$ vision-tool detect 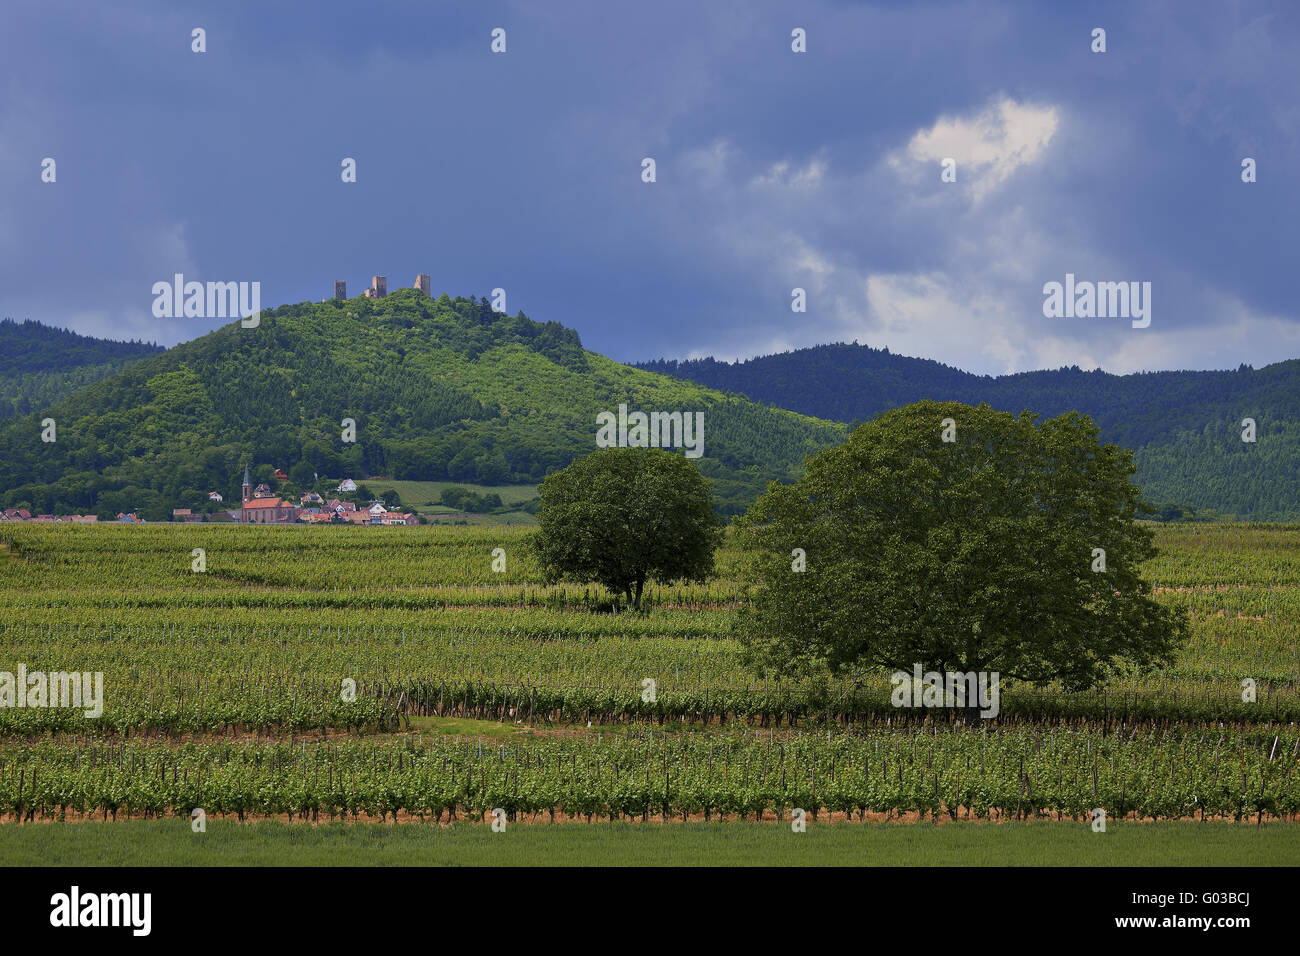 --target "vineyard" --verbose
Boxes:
[1,522,1299,855]
[3,727,1298,825]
